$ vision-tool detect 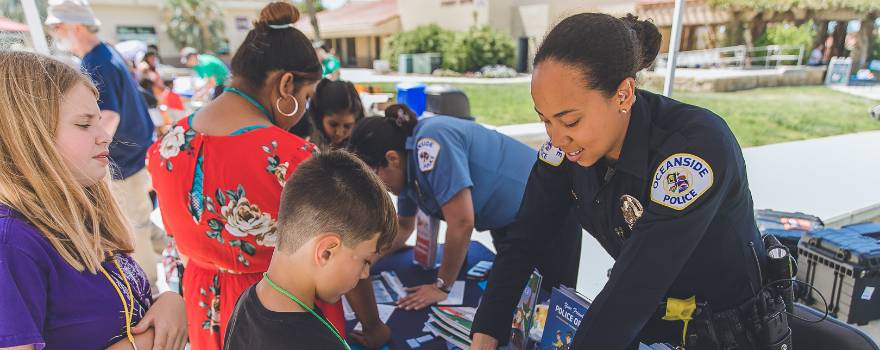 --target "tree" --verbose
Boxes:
[0,0,47,23]
[162,0,227,53]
